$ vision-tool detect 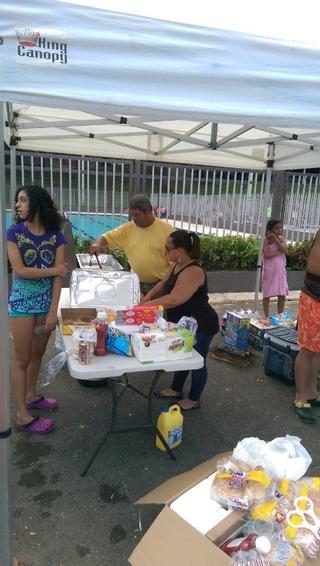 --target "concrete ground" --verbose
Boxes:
[10,291,320,566]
